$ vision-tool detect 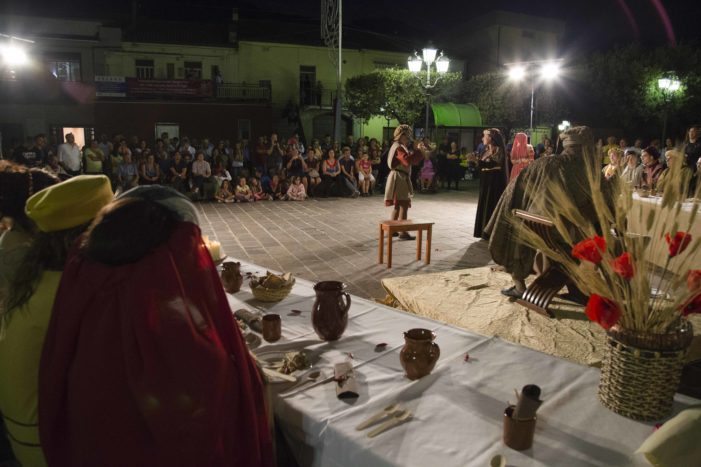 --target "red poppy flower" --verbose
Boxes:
[585,294,621,330]
[572,236,606,264]
[612,252,634,280]
[664,232,692,257]
[682,294,701,317]
[688,270,701,292]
